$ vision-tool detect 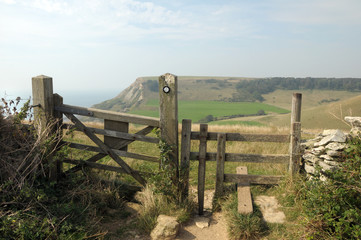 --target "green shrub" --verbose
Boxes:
[301,137,361,239]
